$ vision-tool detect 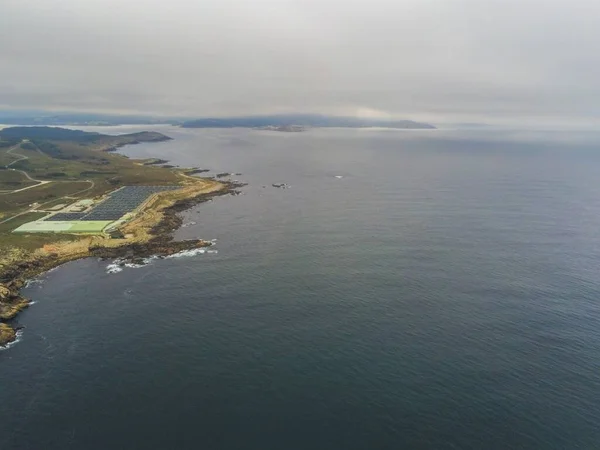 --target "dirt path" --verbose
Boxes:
[1,143,52,194]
